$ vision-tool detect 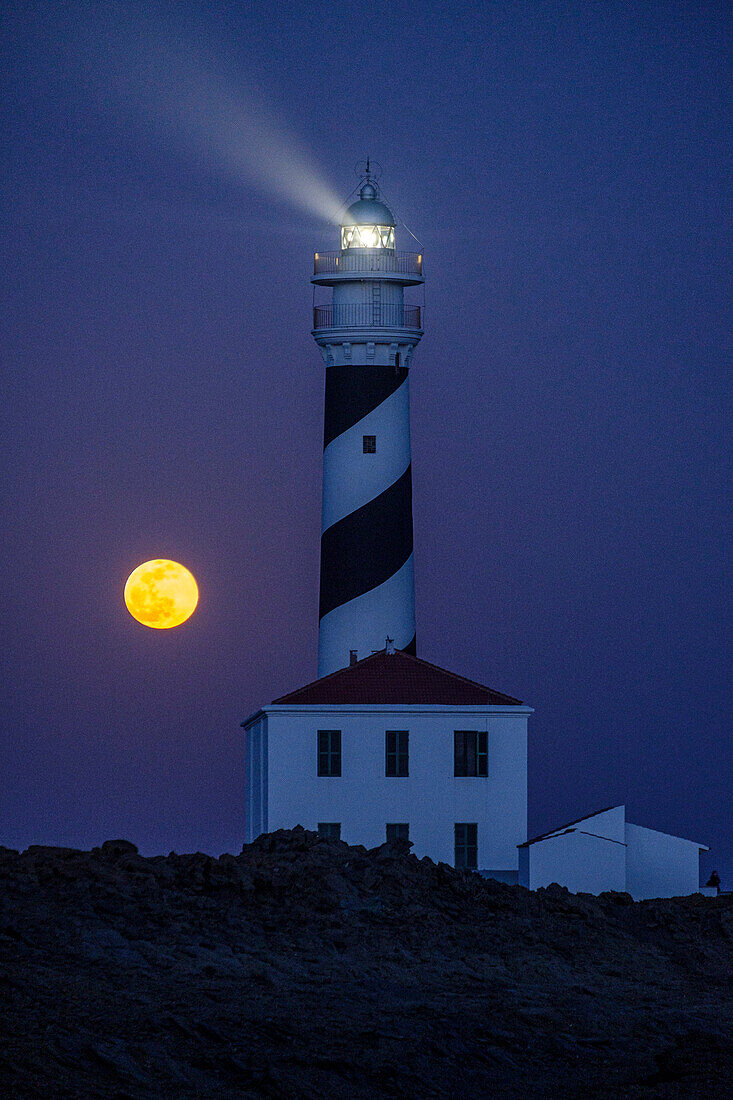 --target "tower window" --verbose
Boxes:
[318,822,341,840]
[317,730,341,776]
[363,435,376,454]
[386,823,409,843]
[454,731,488,777]
[455,823,478,869]
[386,730,409,777]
